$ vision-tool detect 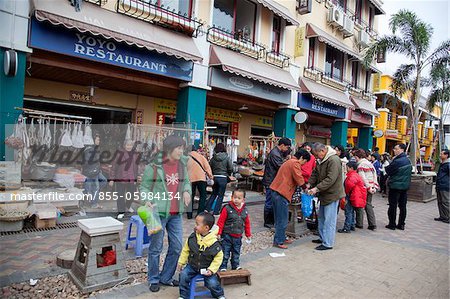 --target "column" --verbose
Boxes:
[0,49,27,161]
[331,120,349,147]
[274,107,298,139]
[418,122,424,139]
[375,108,389,153]
[175,86,207,147]
[358,127,374,150]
